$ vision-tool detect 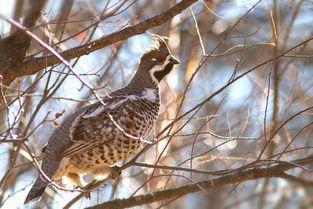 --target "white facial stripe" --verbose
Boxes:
[149,66,162,85]
[149,55,171,85]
